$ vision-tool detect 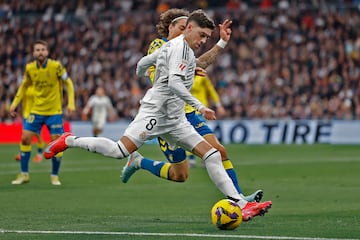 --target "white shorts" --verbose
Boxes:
[123,111,204,151]
[92,113,106,129]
